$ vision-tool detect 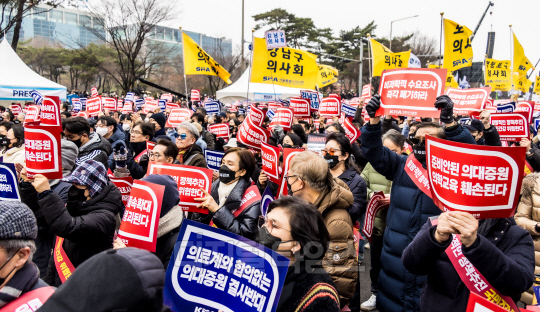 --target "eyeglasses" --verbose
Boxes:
[264,218,291,234]
[148,152,164,159]
[176,133,187,140]
[409,137,423,145]
[131,130,143,135]
[321,148,341,156]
